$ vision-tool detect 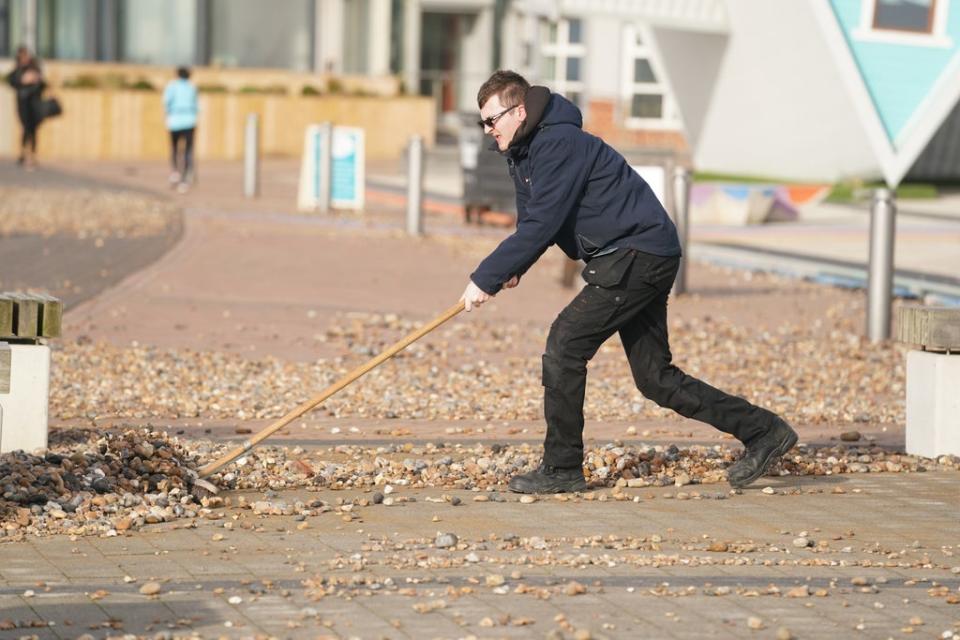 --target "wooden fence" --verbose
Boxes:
[1,88,434,161]
[0,61,433,161]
